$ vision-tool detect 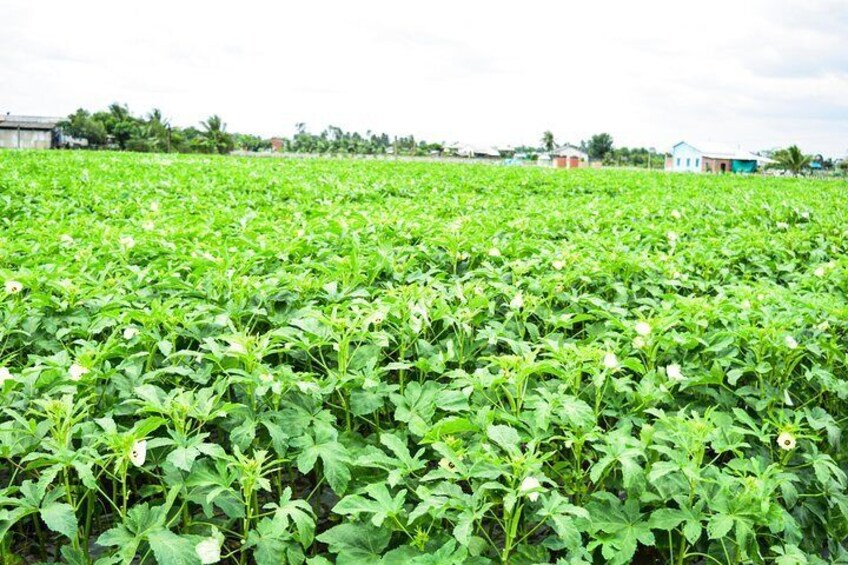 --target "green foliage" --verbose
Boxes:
[199,115,235,155]
[584,132,614,160]
[541,131,556,152]
[773,145,813,175]
[1,153,848,563]
[59,104,243,155]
